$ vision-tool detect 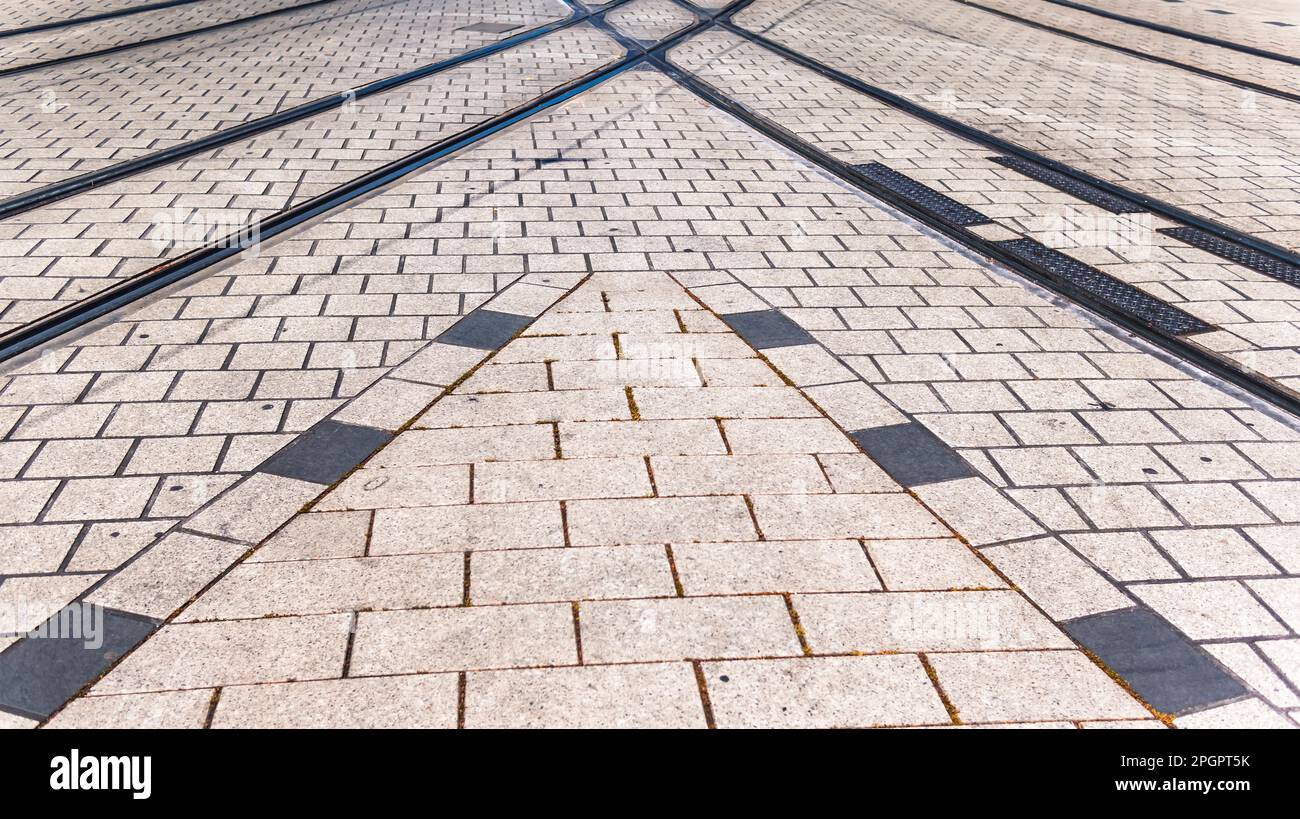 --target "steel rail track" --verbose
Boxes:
[1041,0,1300,68]
[0,2,612,219]
[0,0,748,363]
